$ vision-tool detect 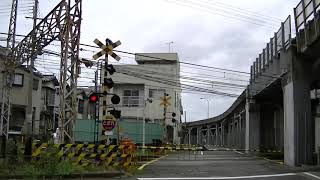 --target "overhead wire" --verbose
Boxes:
[35,45,270,91]
[36,62,245,93]
[115,66,247,88]
[197,0,283,22]
[173,0,280,26]
[31,46,262,95]
[164,0,278,29]
[116,69,240,97]
[35,57,247,90]
[77,75,240,97]
[116,68,246,93]
[34,56,260,95]
[78,43,256,76]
